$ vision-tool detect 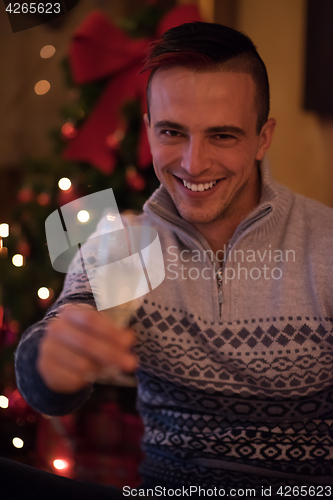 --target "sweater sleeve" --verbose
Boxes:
[14,250,96,416]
